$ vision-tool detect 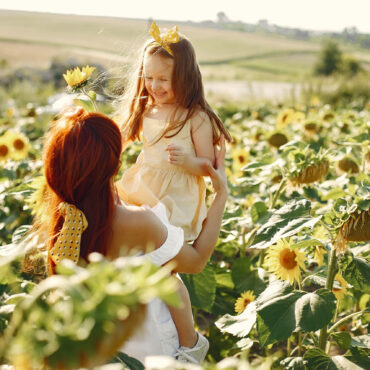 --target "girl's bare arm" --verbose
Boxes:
[167,136,228,273]
[165,112,216,176]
